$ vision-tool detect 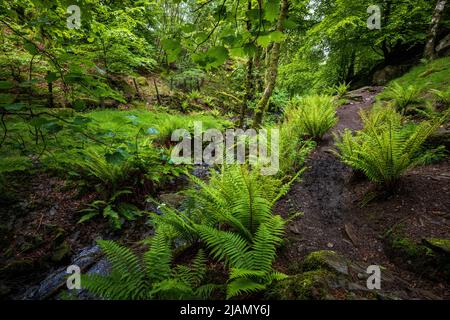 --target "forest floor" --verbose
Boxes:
[275,86,450,299]
[1,86,449,300]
